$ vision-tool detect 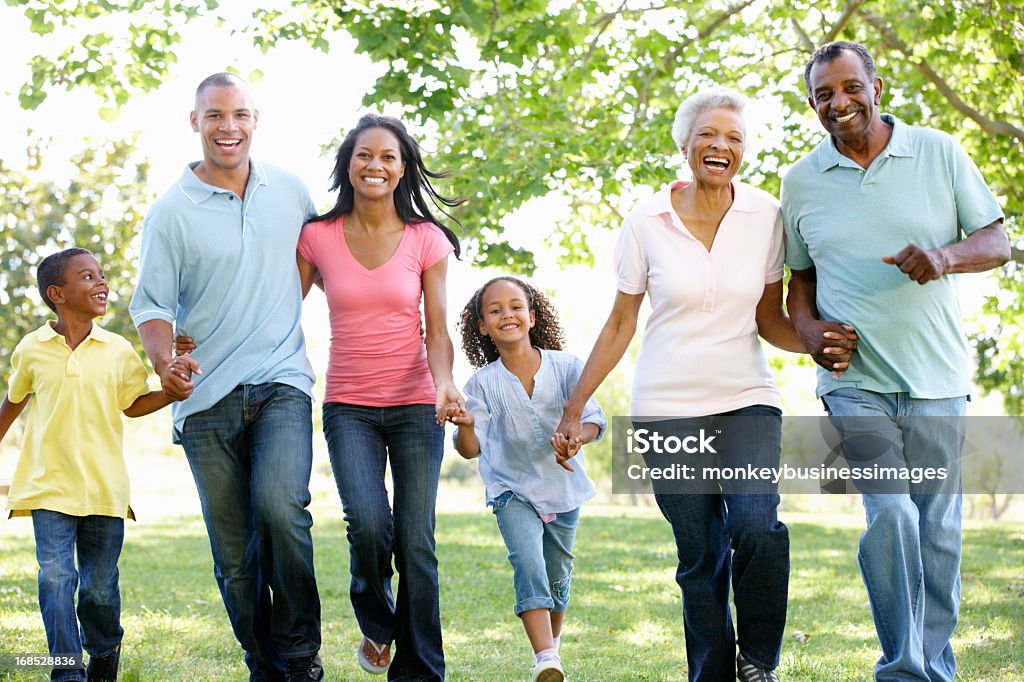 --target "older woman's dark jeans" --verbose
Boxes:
[639,404,789,681]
